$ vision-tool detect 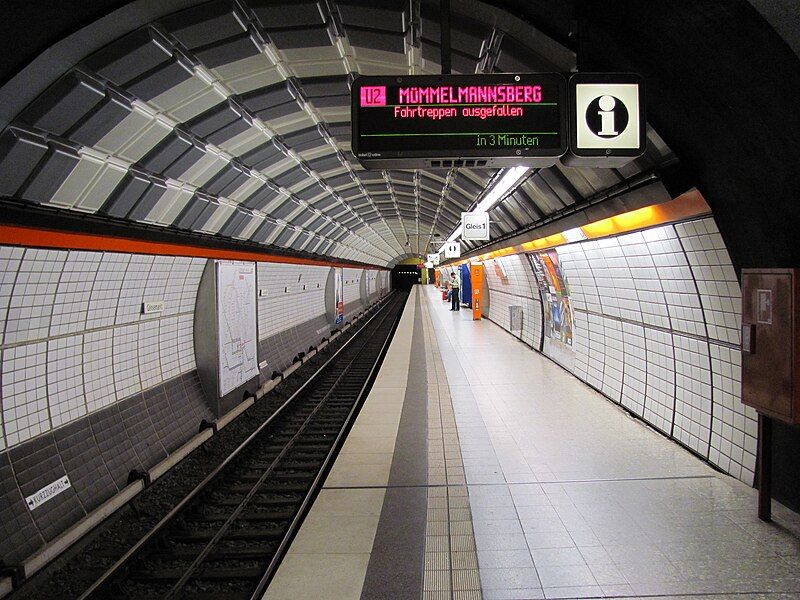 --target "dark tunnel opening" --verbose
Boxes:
[391,264,422,291]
